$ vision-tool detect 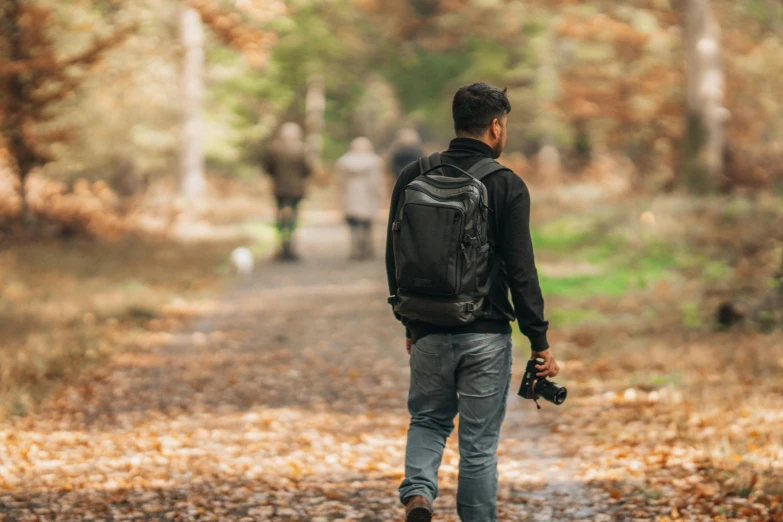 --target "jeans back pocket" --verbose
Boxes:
[410,345,446,395]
